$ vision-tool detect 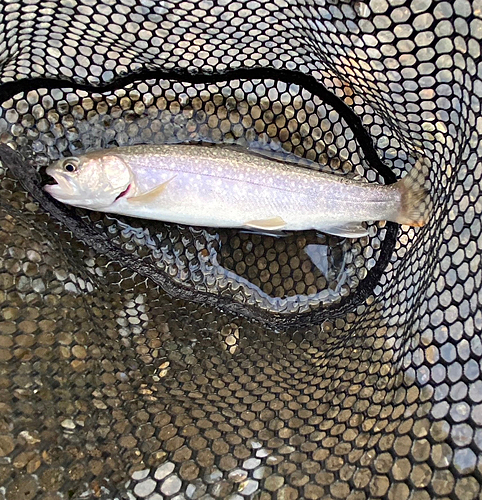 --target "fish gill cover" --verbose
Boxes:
[0,0,479,499]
